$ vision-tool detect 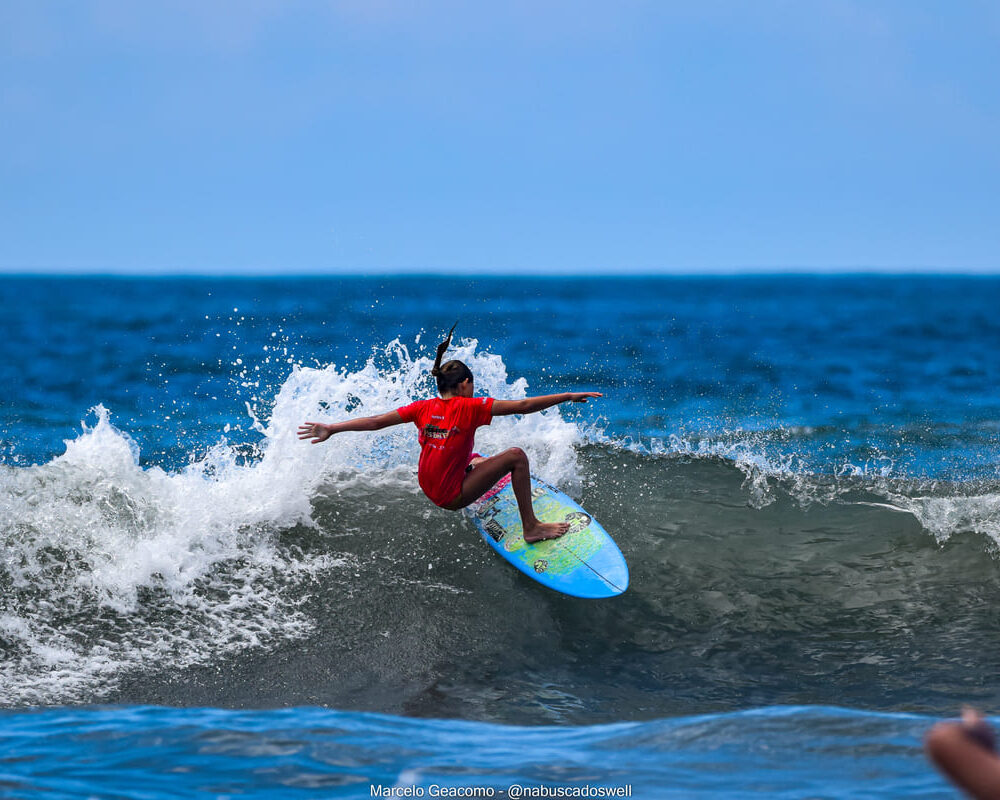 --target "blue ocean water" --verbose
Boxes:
[3,274,1000,797]
[0,705,948,798]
